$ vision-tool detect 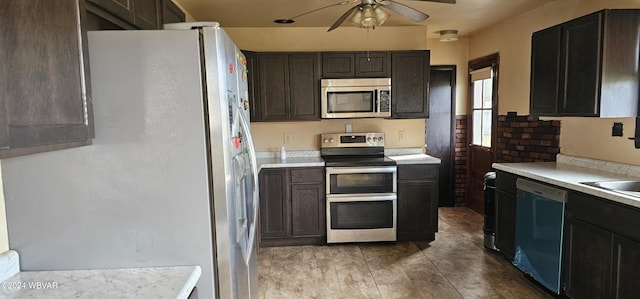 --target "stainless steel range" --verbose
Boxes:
[321,132,397,243]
